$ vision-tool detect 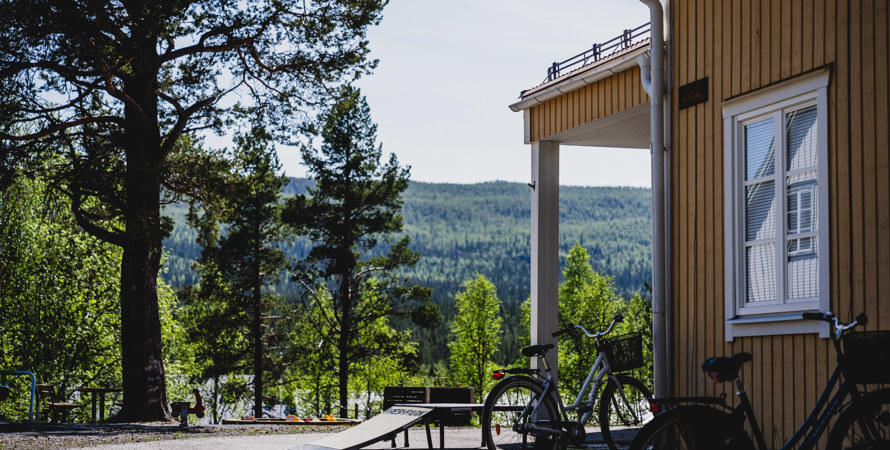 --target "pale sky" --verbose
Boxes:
[278,0,653,187]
